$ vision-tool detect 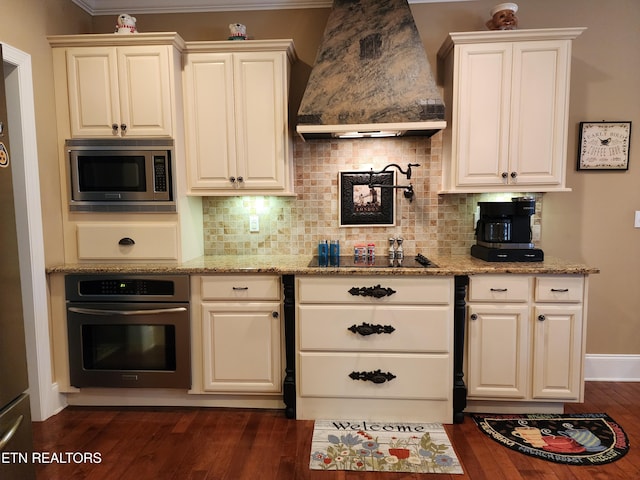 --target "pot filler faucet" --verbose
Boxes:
[367,163,420,202]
